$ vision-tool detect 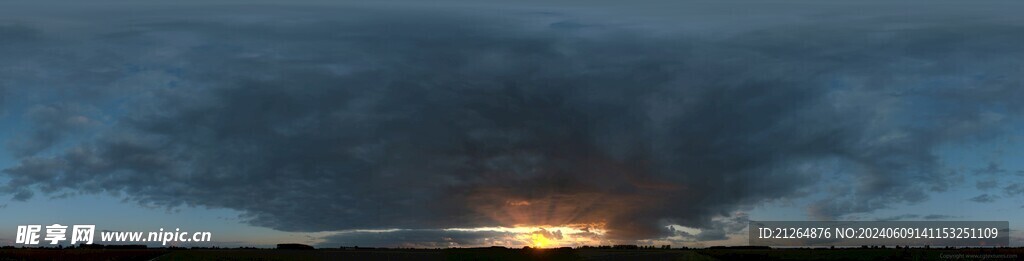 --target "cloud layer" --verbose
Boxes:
[2,4,1024,245]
